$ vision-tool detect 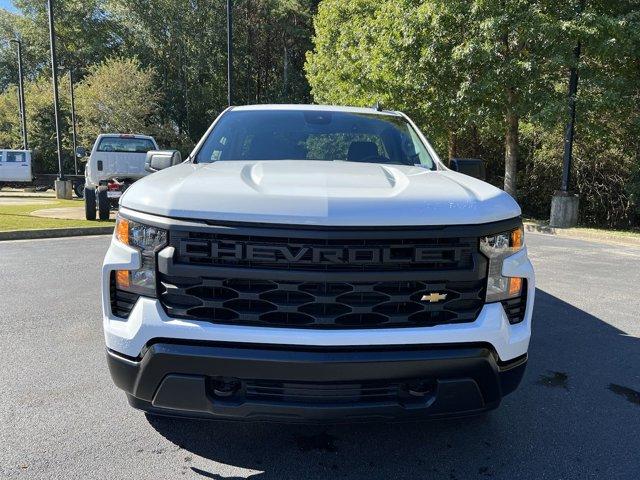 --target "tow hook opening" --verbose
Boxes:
[210,376,241,398]
[405,379,438,397]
